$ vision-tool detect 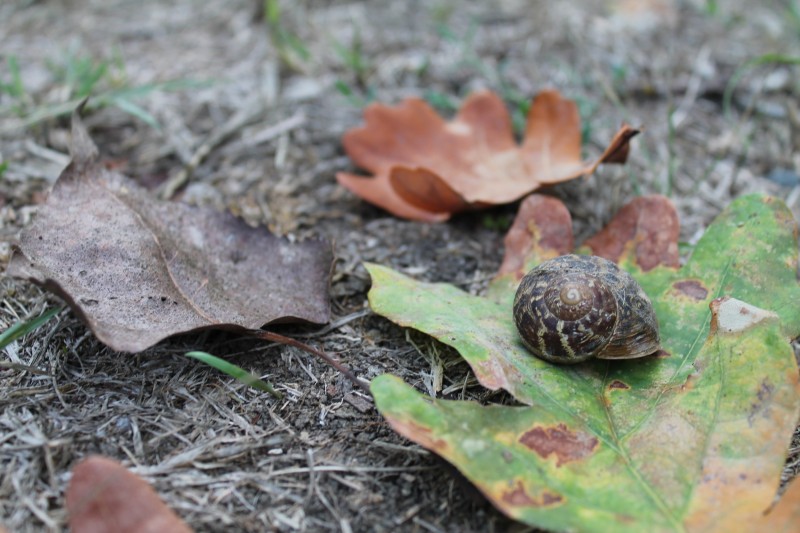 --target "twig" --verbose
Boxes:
[157,103,267,200]
[244,111,305,147]
[671,46,711,129]
[294,309,371,338]
[249,330,371,395]
[24,140,70,168]
[0,361,51,376]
